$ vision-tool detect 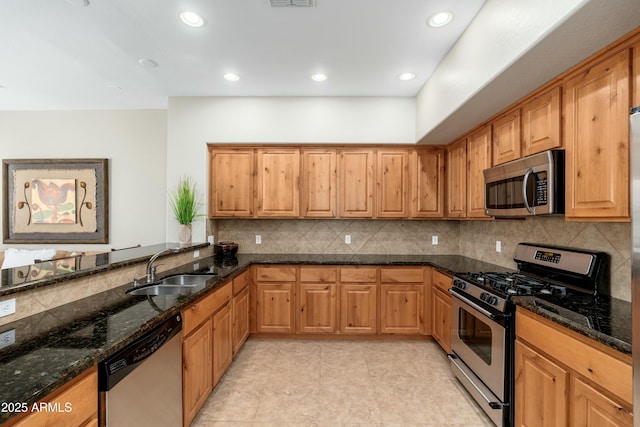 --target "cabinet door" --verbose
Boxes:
[209,148,254,217]
[376,149,409,218]
[380,284,424,334]
[564,50,630,220]
[256,283,296,333]
[466,125,492,218]
[411,149,445,218]
[213,303,233,386]
[340,284,377,334]
[515,339,569,427]
[298,283,338,333]
[183,318,213,427]
[446,139,467,218]
[232,286,250,354]
[570,376,632,427]
[256,148,300,217]
[492,109,522,165]
[301,149,337,217]
[522,86,562,156]
[338,149,375,217]
[431,286,451,353]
